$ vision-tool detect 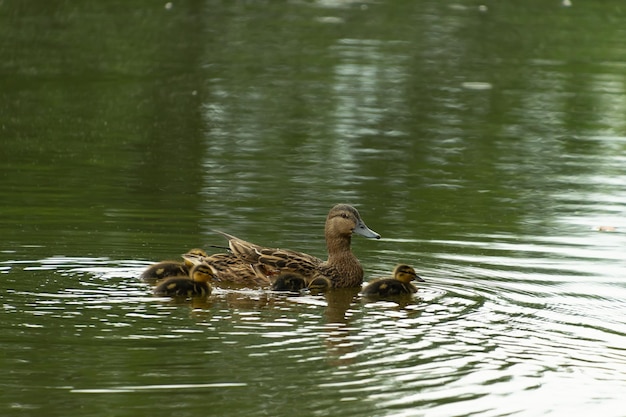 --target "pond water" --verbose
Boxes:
[2,1,626,416]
